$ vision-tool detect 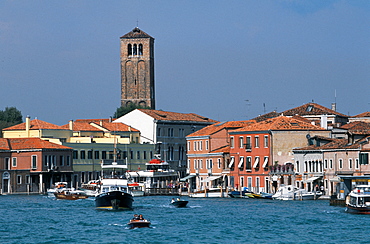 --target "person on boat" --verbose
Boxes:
[132,214,139,220]
[138,214,144,220]
[171,198,176,203]
[176,198,181,201]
